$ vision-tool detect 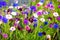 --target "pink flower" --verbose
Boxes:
[36,3,41,7]
[57,0,60,2]
[49,23,53,28]
[37,11,42,16]
[44,5,48,8]
[32,0,36,2]
[10,26,16,31]
[25,25,30,31]
[2,33,8,38]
